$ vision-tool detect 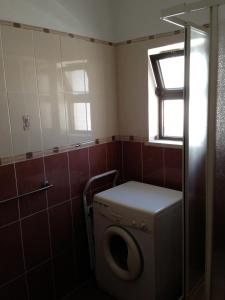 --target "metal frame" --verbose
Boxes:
[161,1,224,299]
[150,50,184,141]
[205,6,219,300]
[83,169,120,270]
